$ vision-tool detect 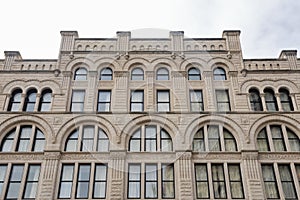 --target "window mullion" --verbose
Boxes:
[29,125,36,151]
[94,126,98,152]
[19,163,28,199]
[290,163,300,198]
[273,163,285,199]
[157,125,161,151]
[89,163,95,198]
[204,125,209,152]
[78,126,83,152]
[71,163,79,199]
[207,163,214,198]
[141,126,145,152]
[224,163,232,199]
[281,125,291,151]
[219,125,225,151]
[13,126,21,151]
